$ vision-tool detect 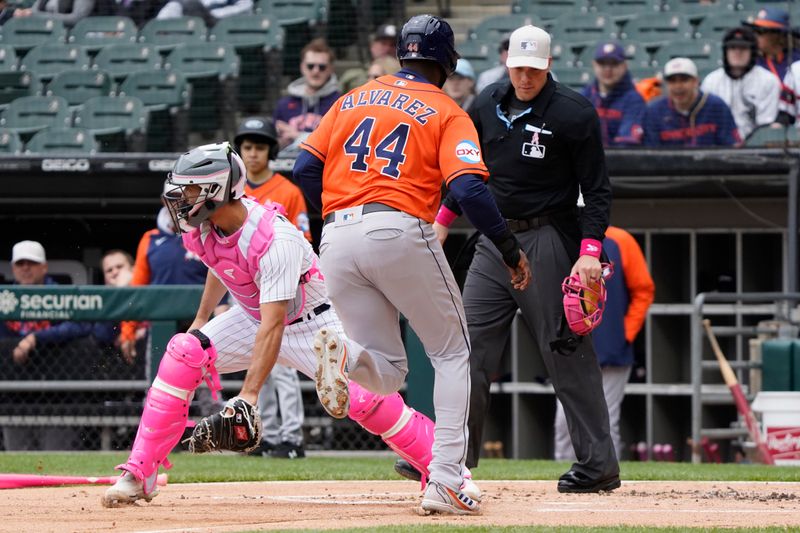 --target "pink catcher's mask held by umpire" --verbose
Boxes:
[561,263,614,336]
